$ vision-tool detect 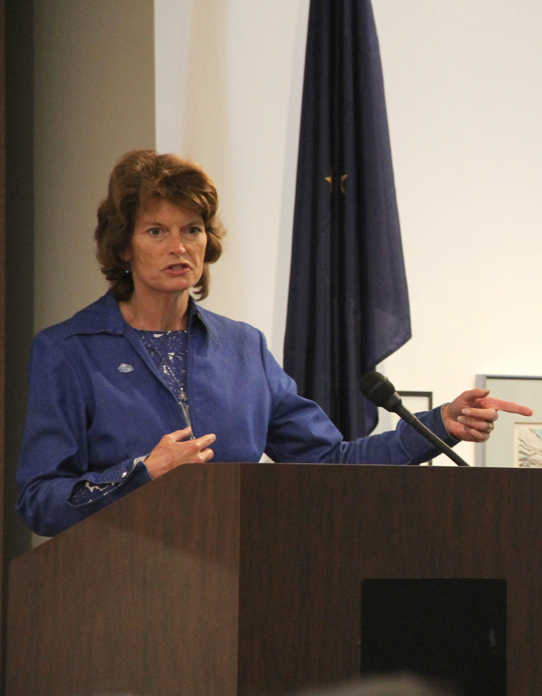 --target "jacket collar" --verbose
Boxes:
[65,290,214,339]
